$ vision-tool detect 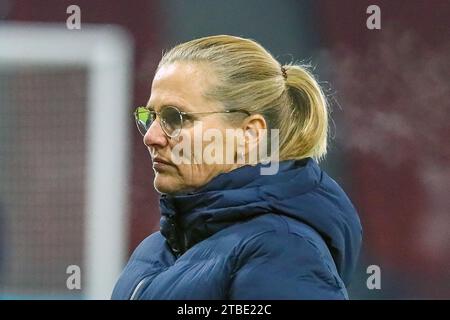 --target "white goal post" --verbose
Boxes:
[0,22,133,299]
